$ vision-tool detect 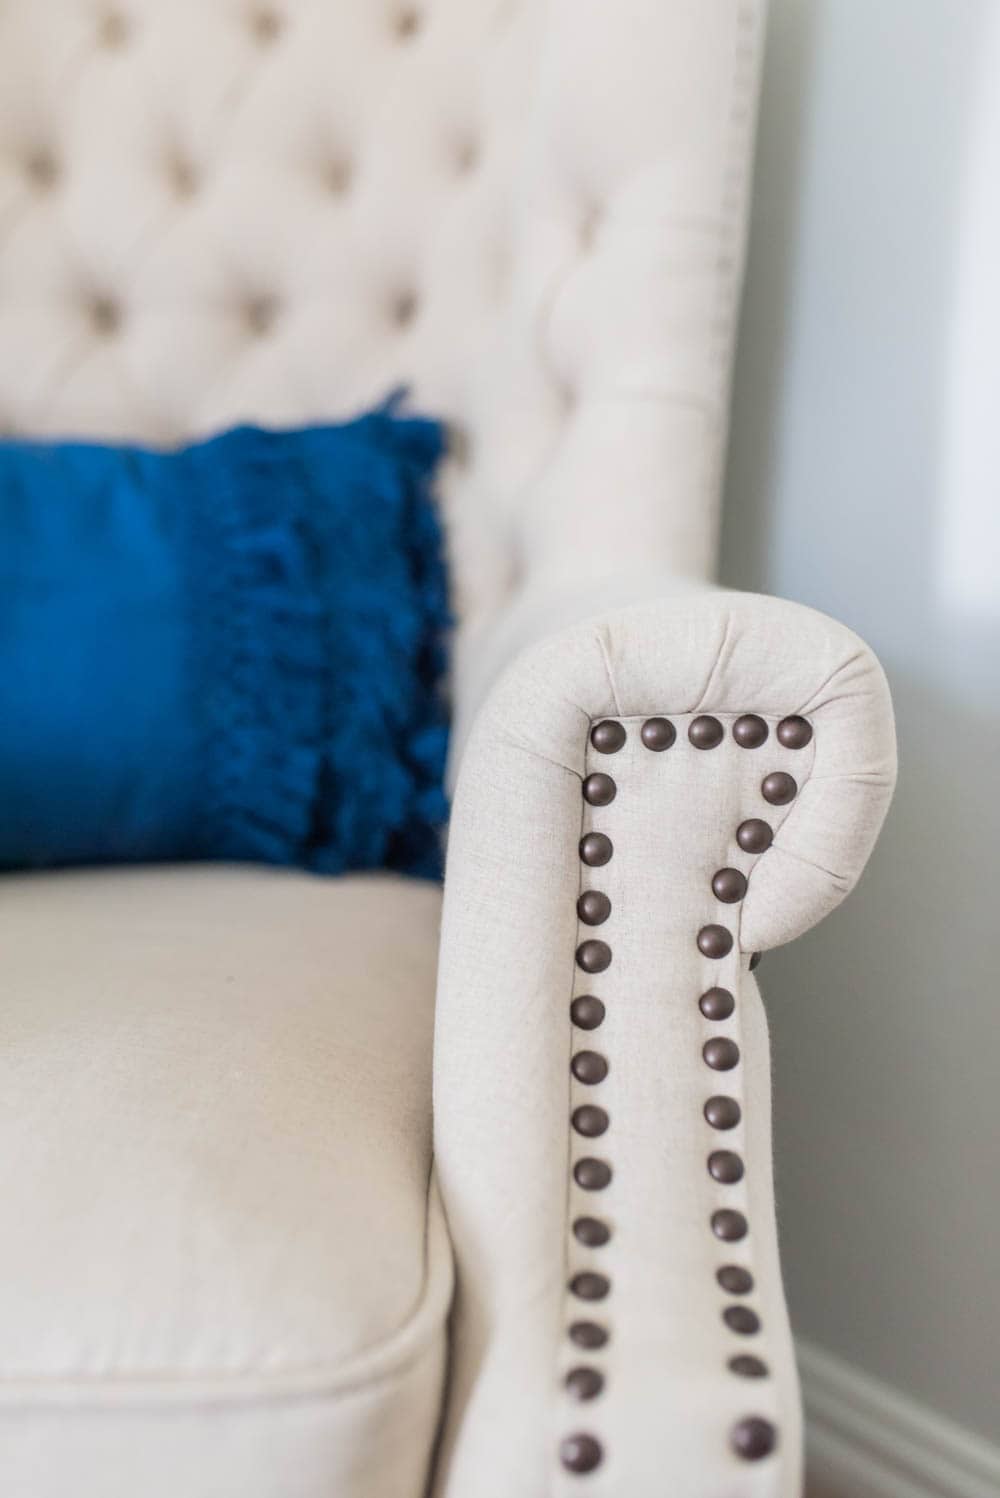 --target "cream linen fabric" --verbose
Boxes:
[434,590,897,1497]
[0,867,451,1498]
[0,0,765,651]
